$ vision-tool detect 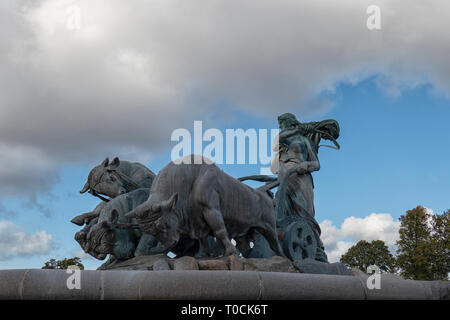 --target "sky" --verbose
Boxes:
[0,0,449,269]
